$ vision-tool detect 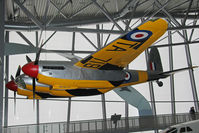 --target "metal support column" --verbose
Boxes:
[0,0,5,132]
[143,15,157,132]
[96,25,101,49]
[168,29,176,115]
[125,101,129,130]
[100,24,103,48]
[67,98,71,132]
[182,28,199,112]
[97,24,107,130]
[145,49,157,133]
[101,94,107,131]
[35,31,40,124]
[36,100,40,133]
[35,31,40,133]
[145,49,156,115]
[35,31,39,47]
[66,31,75,132]
[4,31,9,127]
[72,32,75,55]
